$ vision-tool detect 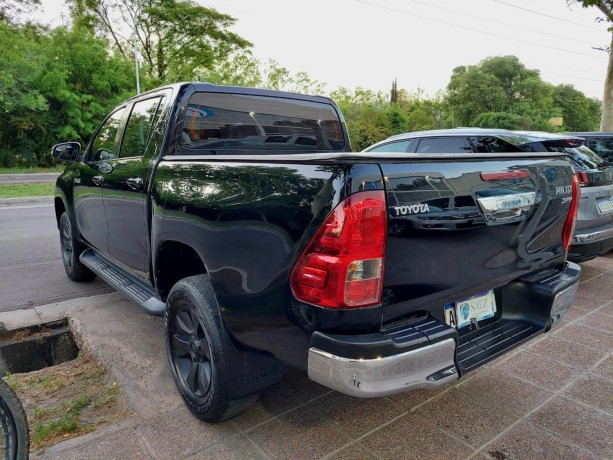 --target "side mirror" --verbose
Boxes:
[51,142,81,162]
